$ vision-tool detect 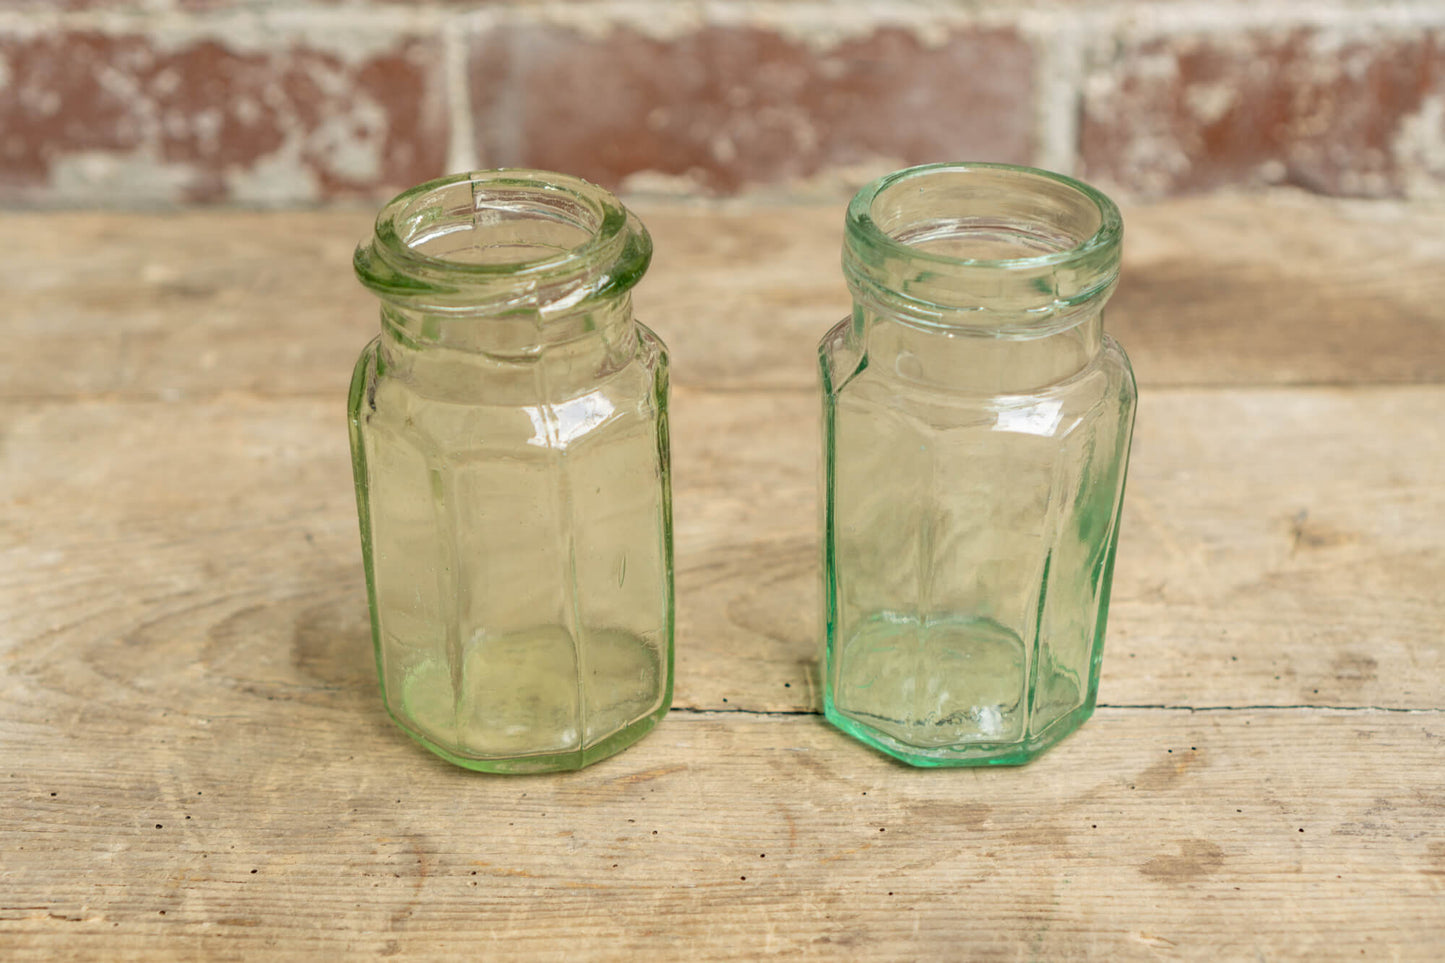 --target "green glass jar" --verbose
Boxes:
[820,163,1136,766]
[349,170,673,773]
